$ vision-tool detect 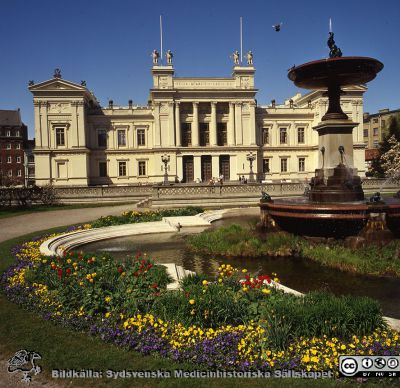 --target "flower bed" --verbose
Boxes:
[1,210,400,377]
[90,206,204,228]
